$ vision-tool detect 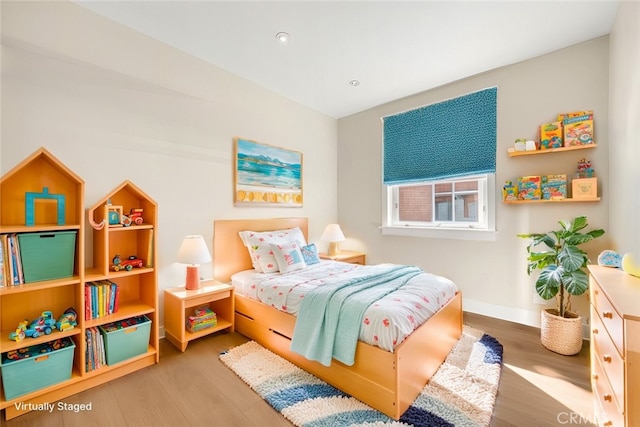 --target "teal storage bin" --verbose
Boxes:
[1,338,75,400]
[18,231,77,283]
[99,315,151,365]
